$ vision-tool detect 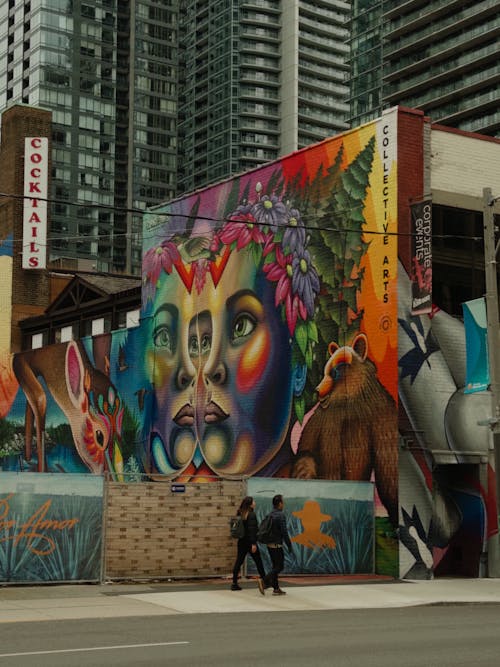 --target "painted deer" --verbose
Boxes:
[12,339,124,477]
